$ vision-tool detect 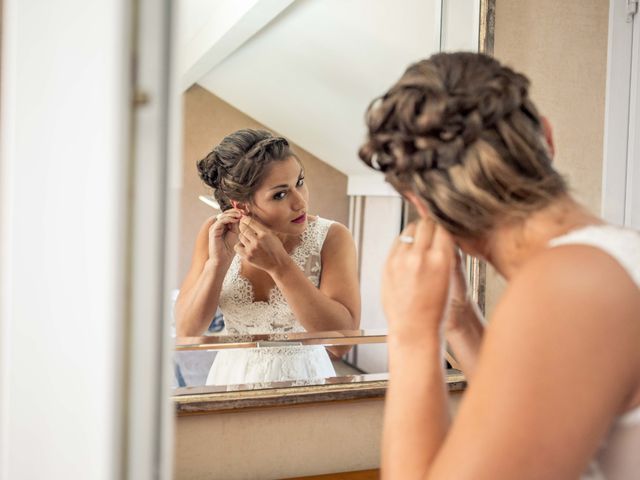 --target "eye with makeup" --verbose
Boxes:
[272,175,305,201]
